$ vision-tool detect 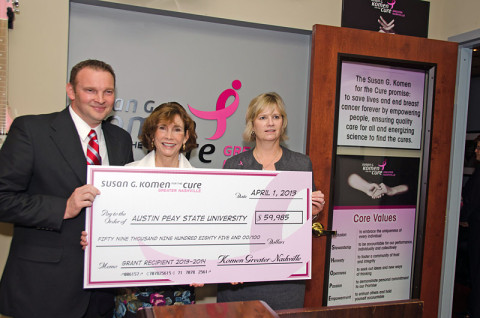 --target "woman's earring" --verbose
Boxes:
[151,140,155,150]
[251,131,256,137]
[183,143,186,151]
